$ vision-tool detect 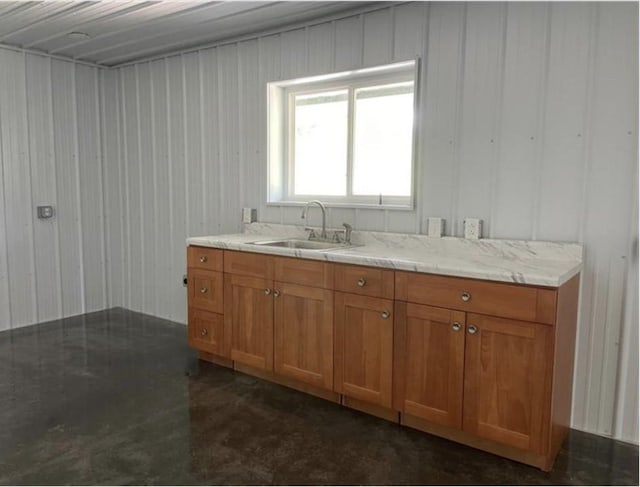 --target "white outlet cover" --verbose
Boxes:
[463,218,482,239]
